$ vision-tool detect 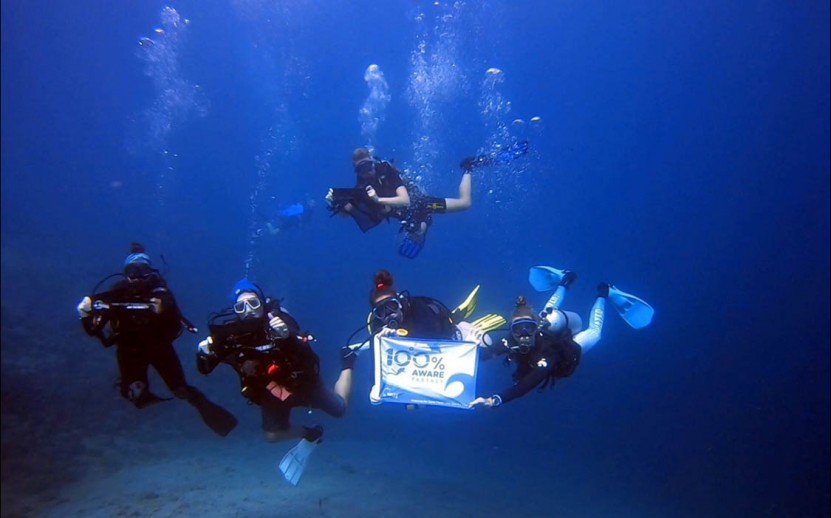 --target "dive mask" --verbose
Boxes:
[372,297,402,328]
[125,263,153,282]
[510,318,538,339]
[354,158,376,182]
[509,318,538,353]
[234,297,262,315]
